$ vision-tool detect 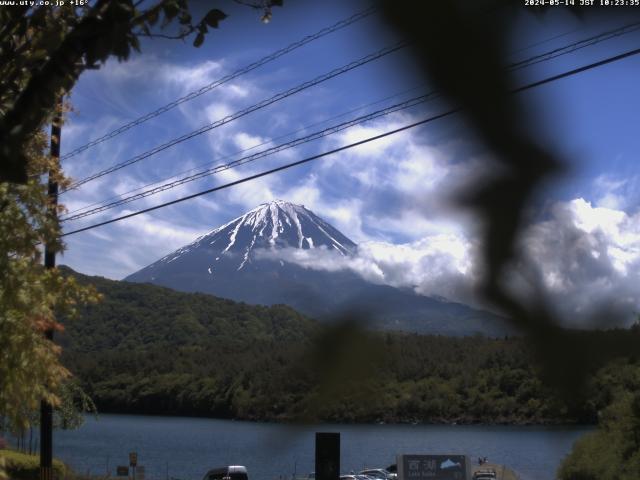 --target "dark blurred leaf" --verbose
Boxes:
[145,7,160,26]
[161,1,180,27]
[193,31,205,47]
[163,1,180,20]
[129,34,140,53]
[178,11,192,25]
[203,9,226,28]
